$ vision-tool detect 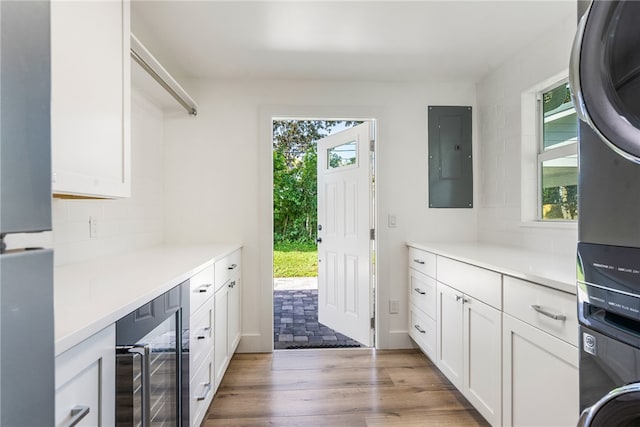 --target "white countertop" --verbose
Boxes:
[54,243,241,356]
[407,242,576,294]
